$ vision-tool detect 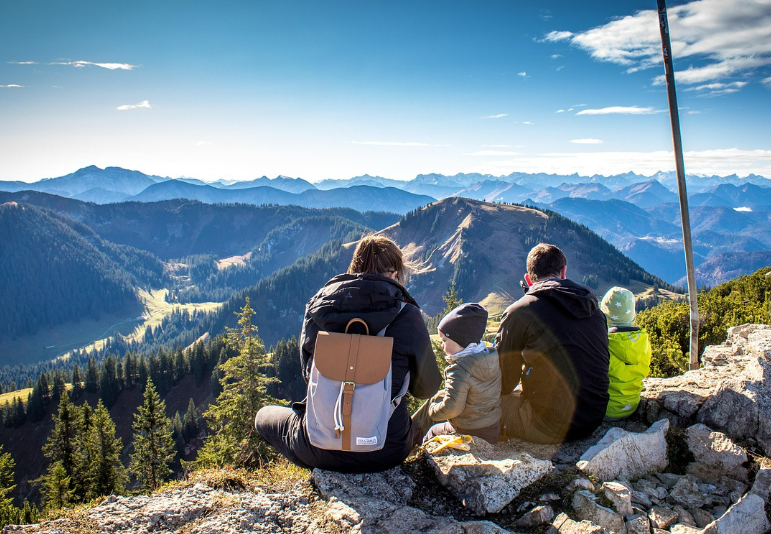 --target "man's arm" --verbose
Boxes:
[496,304,528,394]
